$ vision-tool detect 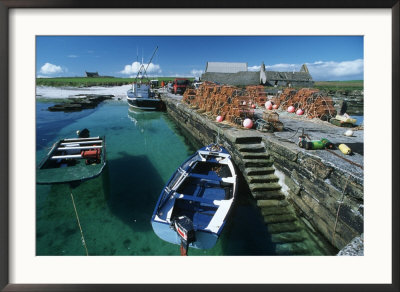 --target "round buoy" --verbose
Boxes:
[243,118,253,129]
[216,116,223,122]
[345,129,354,137]
[288,106,295,113]
[296,109,304,115]
[265,101,273,110]
[272,104,278,109]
